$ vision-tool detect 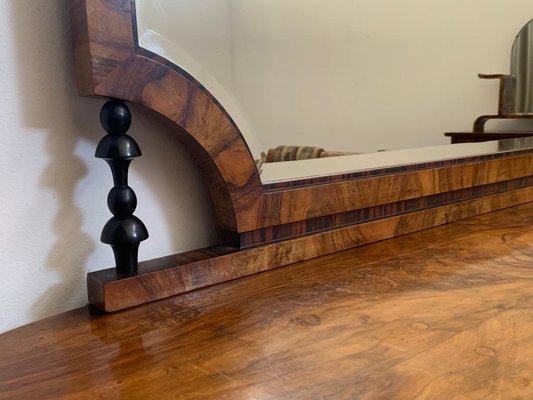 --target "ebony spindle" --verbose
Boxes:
[96,100,148,275]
